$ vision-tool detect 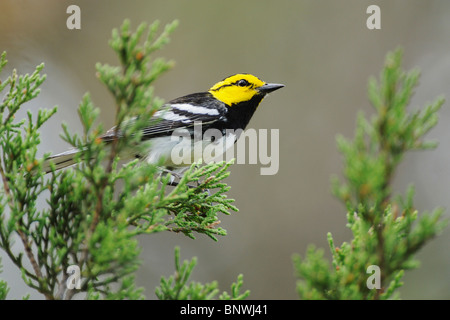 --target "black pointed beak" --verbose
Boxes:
[257,83,285,94]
